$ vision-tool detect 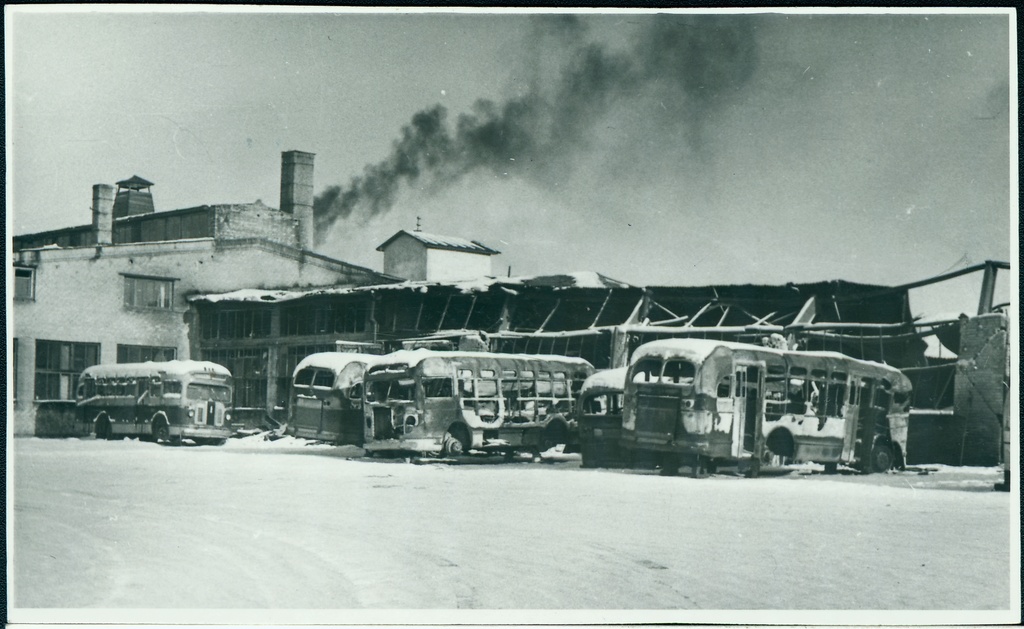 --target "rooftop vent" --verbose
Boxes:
[112,175,155,219]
